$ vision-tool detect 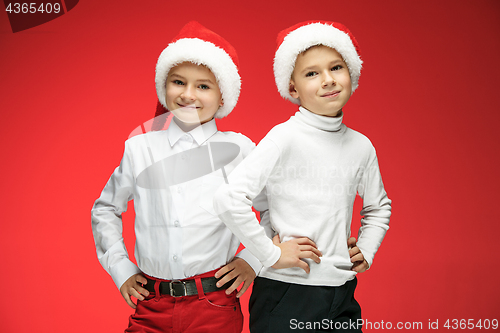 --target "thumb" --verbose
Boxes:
[272,234,281,245]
